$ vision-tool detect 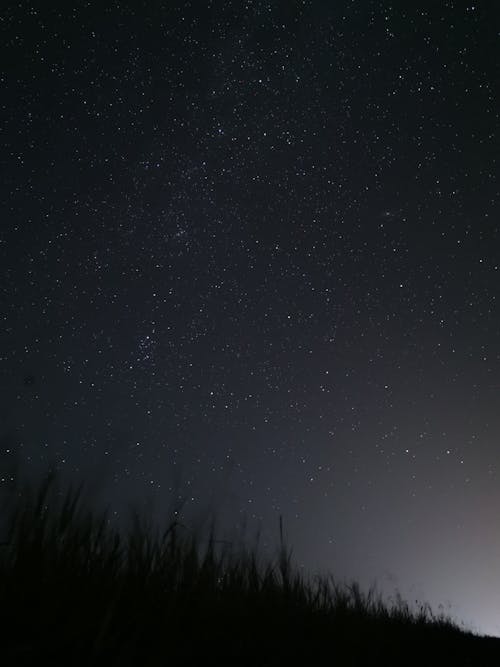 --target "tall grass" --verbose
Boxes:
[0,472,496,666]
